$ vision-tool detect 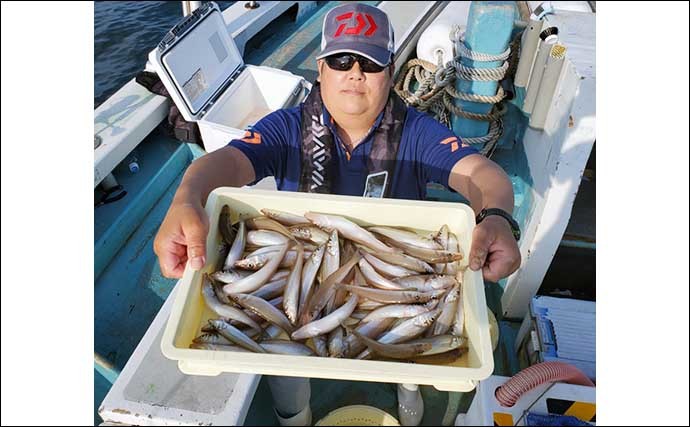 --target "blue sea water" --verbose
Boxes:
[94,1,234,108]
